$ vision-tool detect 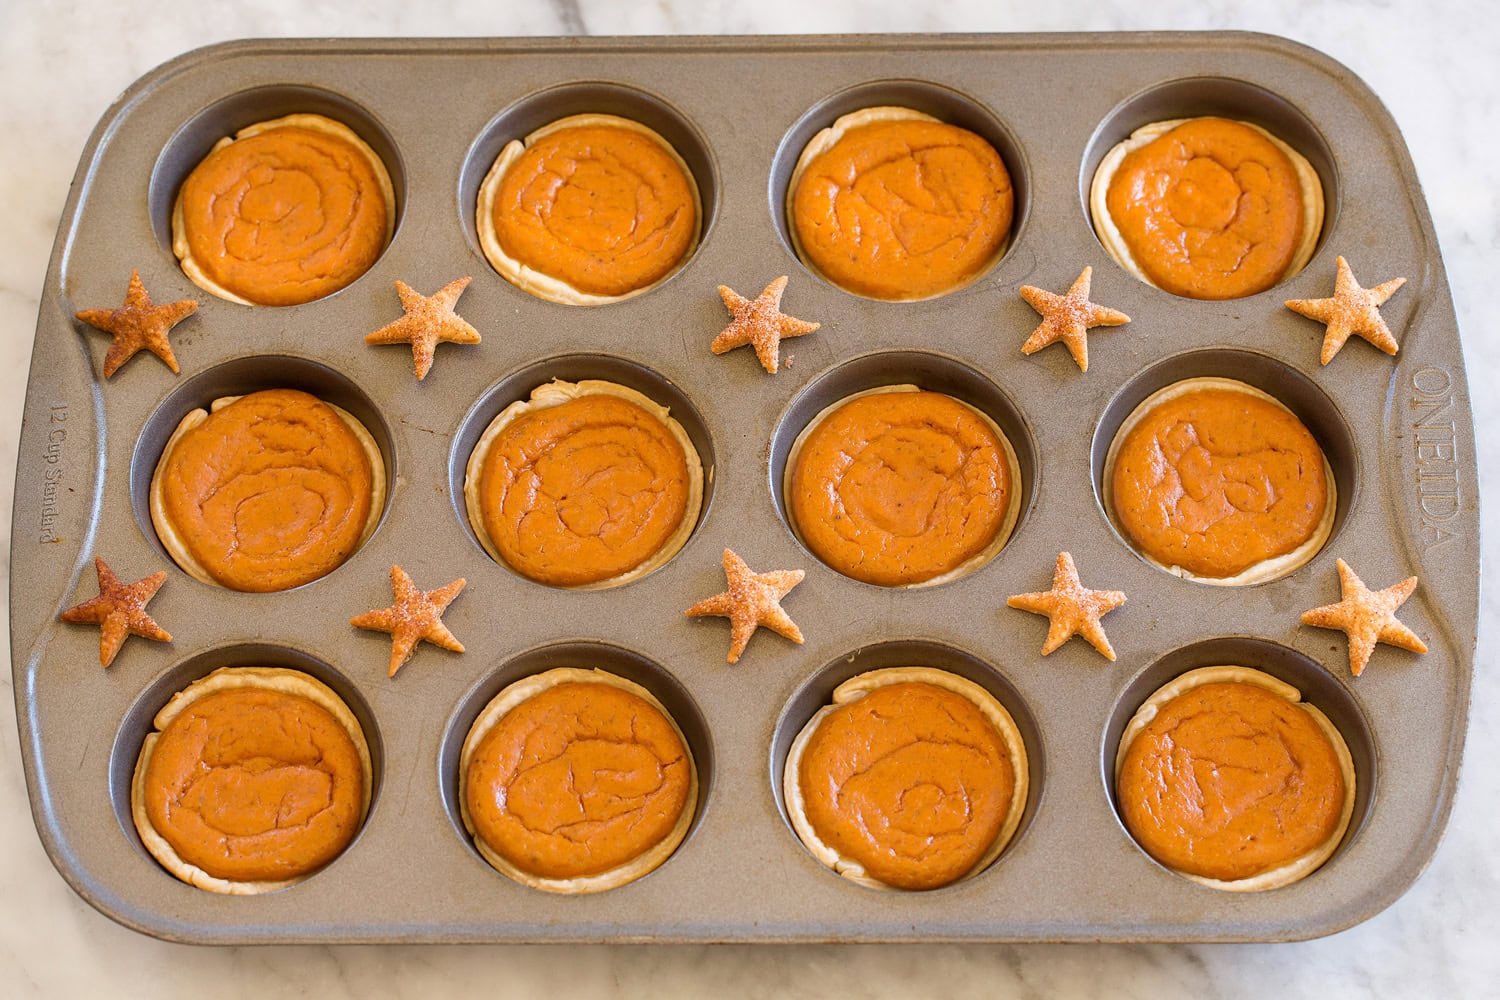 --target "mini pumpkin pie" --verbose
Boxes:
[1089,117,1322,300]
[787,106,1014,300]
[1104,378,1334,585]
[784,667,1028,891]
[476,114,701,304]
[173,113,395,306]
[150,388,385,592]
[786,385,1020,587]
[464,379,703,588]
[131,666,372,895]
[1114,666,1355,891]
[460,667,697,893]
